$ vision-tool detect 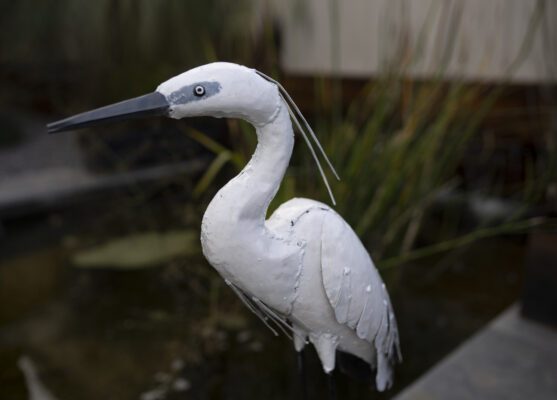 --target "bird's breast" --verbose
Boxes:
[200,209,303,315]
